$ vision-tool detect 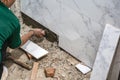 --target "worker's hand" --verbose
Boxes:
[32,28,45,37]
